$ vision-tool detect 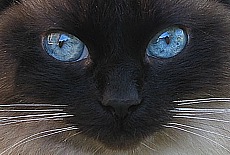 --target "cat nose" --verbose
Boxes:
[104,99,141,118]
